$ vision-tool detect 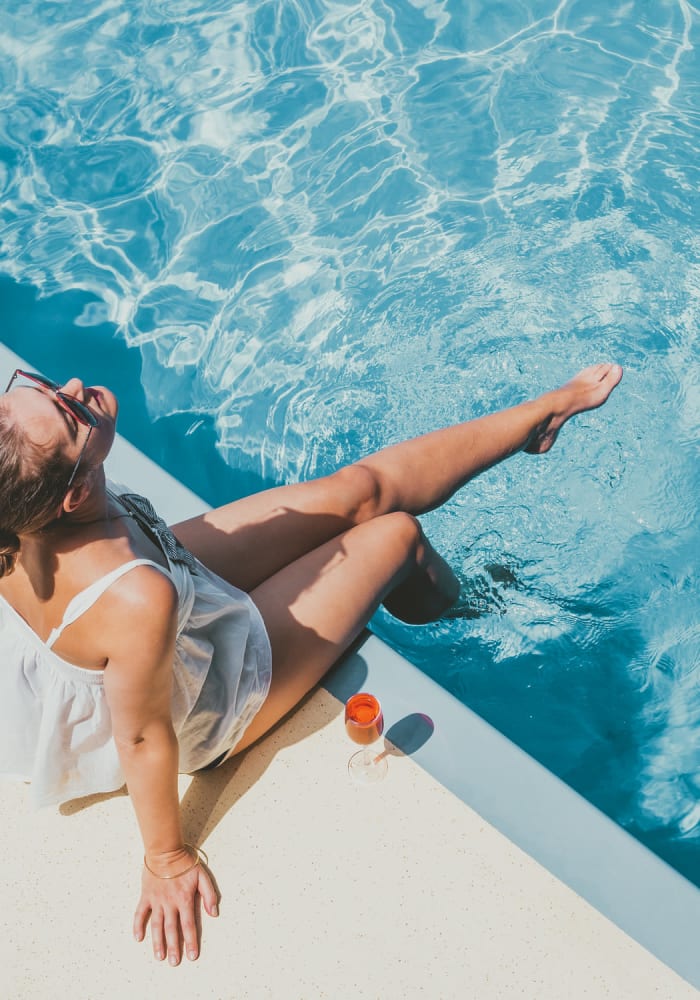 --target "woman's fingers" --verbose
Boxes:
[134,864,219,964]
[133,897,150,946]
[198,867,220,919]
[180,903,199,962]
[164,912,183,966]
[180,868,220,961]
[149,908,167,962]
